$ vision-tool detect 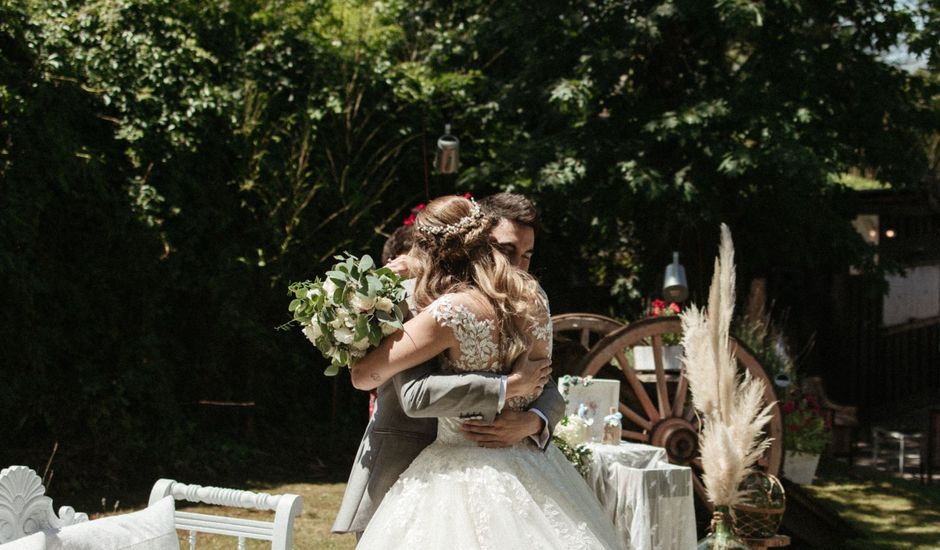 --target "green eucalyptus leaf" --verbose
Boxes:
[368,324,382,346]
